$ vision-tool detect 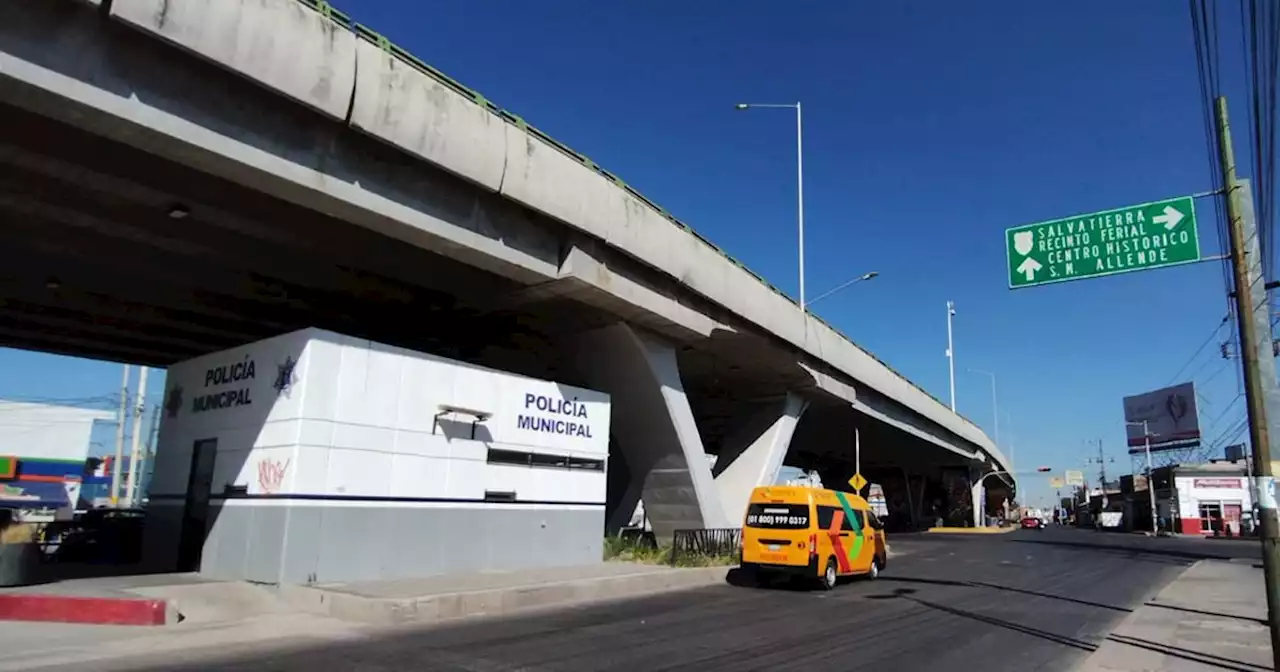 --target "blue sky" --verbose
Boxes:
[0,0,1267,508]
